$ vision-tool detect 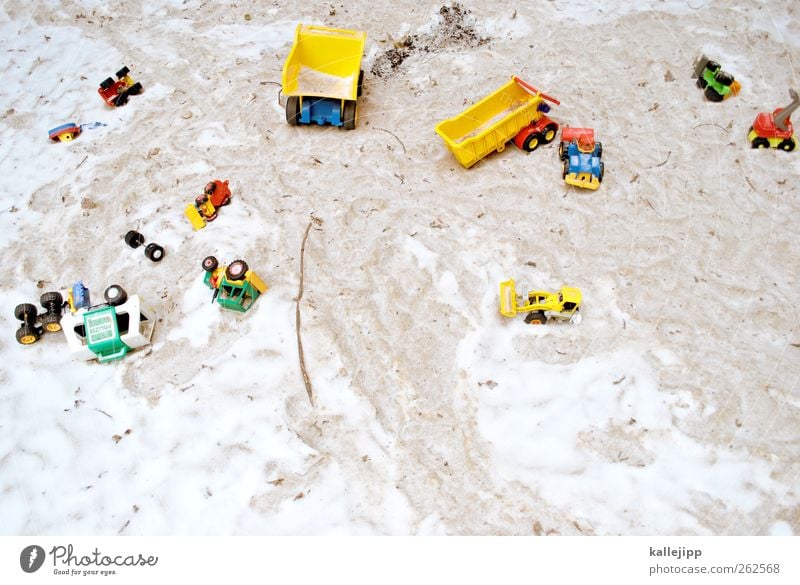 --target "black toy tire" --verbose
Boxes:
[116,66,130,78]
[704,86,723,102]
[114,92,130,107]
[202,256,219,272]
[522,133,540,152]
[104,285,128,306]
[100,77,114,89]
[16,325,40,345]
[41,313,62,332]
[357,70,364,97]
[751,137,770,149]
[524,311,548,325]
[594,142,603,158]
[706,60,720,72]
[562,160,568,180]
[14,303,38,323]
[127,82,143,96]
[599,161,605,183]
[286,96,300,125]
[558,141,568,161]
[714,70,733,86]
[40,291,63,308]
[342,100,357,130]
[226,260,249,281]
[696,77,707,89]
[540,124,557,144]
[124,230,145,248]
[778,139,796,152]
[144,243,165,262]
